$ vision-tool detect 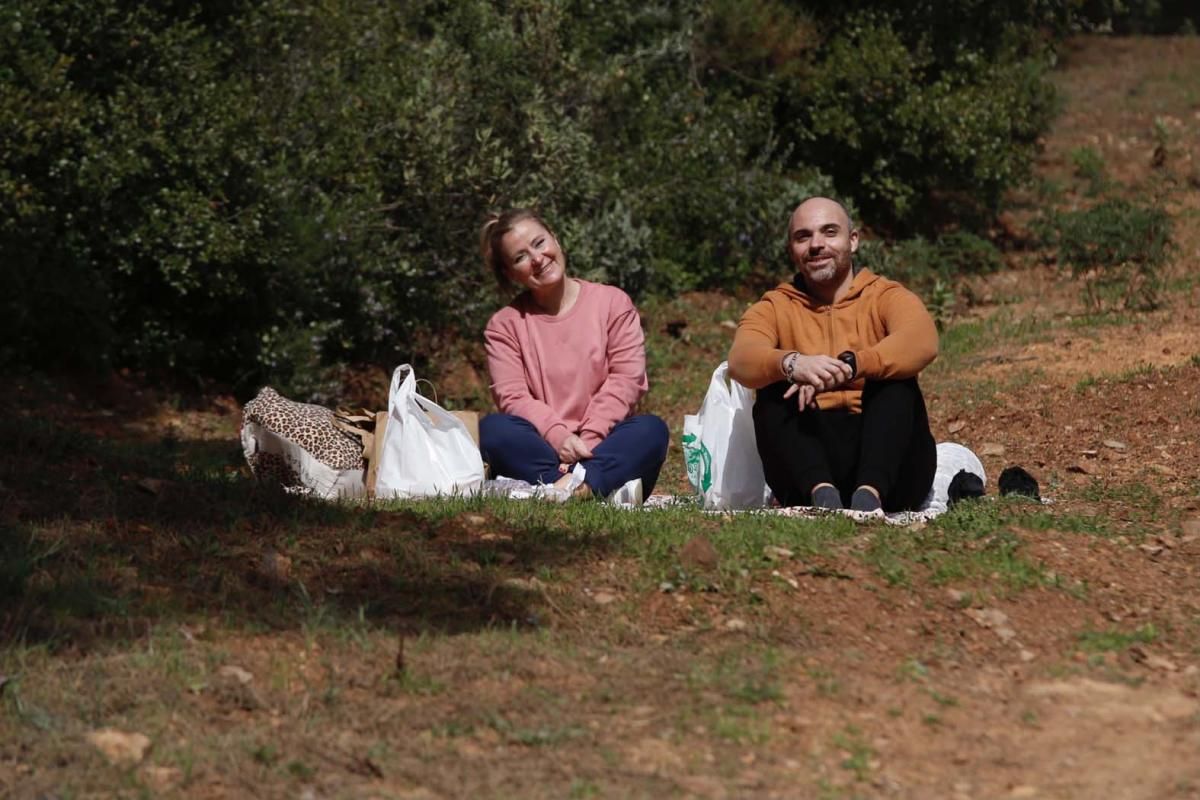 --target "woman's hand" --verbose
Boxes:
[556,434,594,466]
